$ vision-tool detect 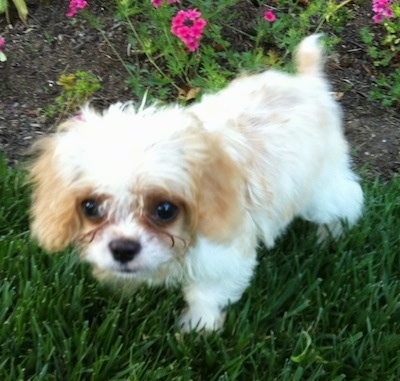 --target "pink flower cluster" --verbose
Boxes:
[0,36,6,62]
[151,0,180,8]
[67,0,88,18]
[171,9,207,52]
[264,10,276,22]
[372,0,394,23]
